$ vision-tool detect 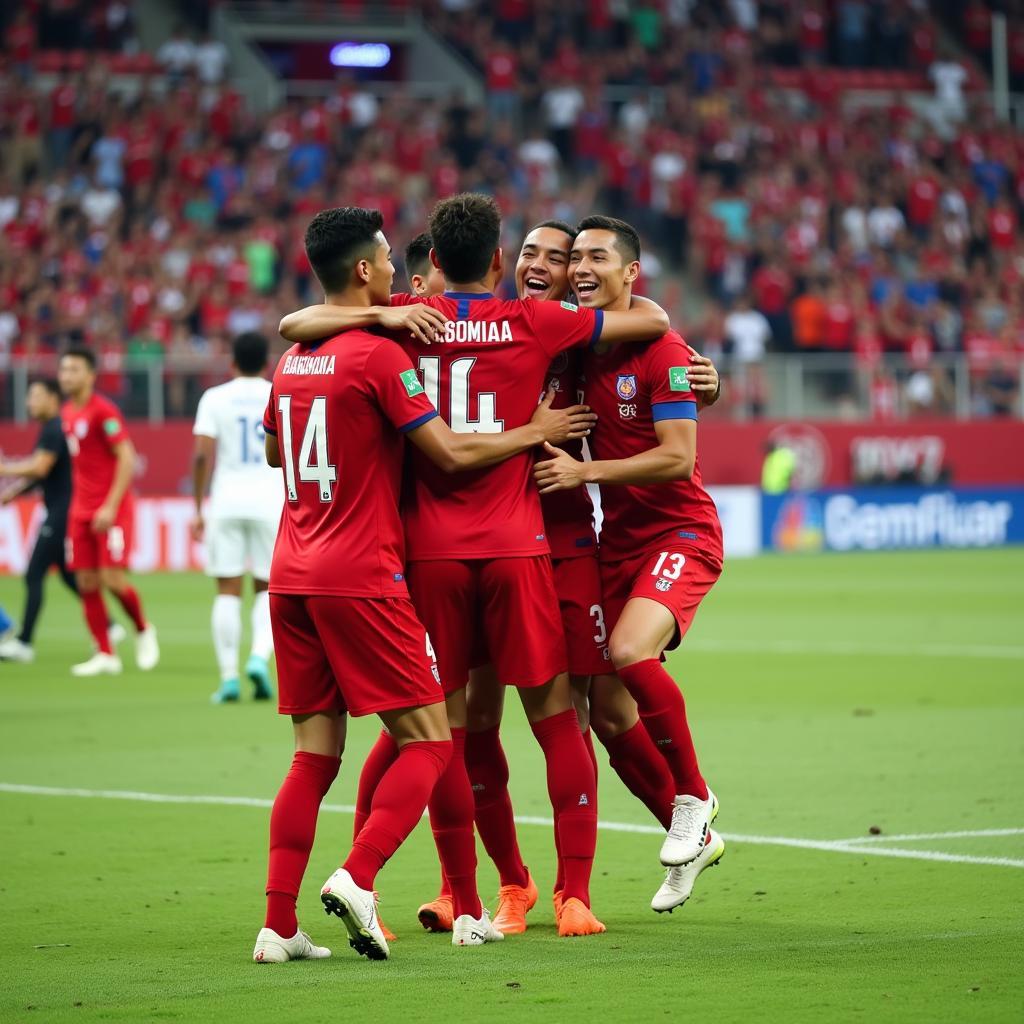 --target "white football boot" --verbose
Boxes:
[320,868,390,961]
[452,908,505,947]
[252,926,331,964]
[660,787,719,866]
[0,636,34,662]
[71,652,123,677]
[108,623,127,647]
[652,829,725,913]
[136,625,160,670]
